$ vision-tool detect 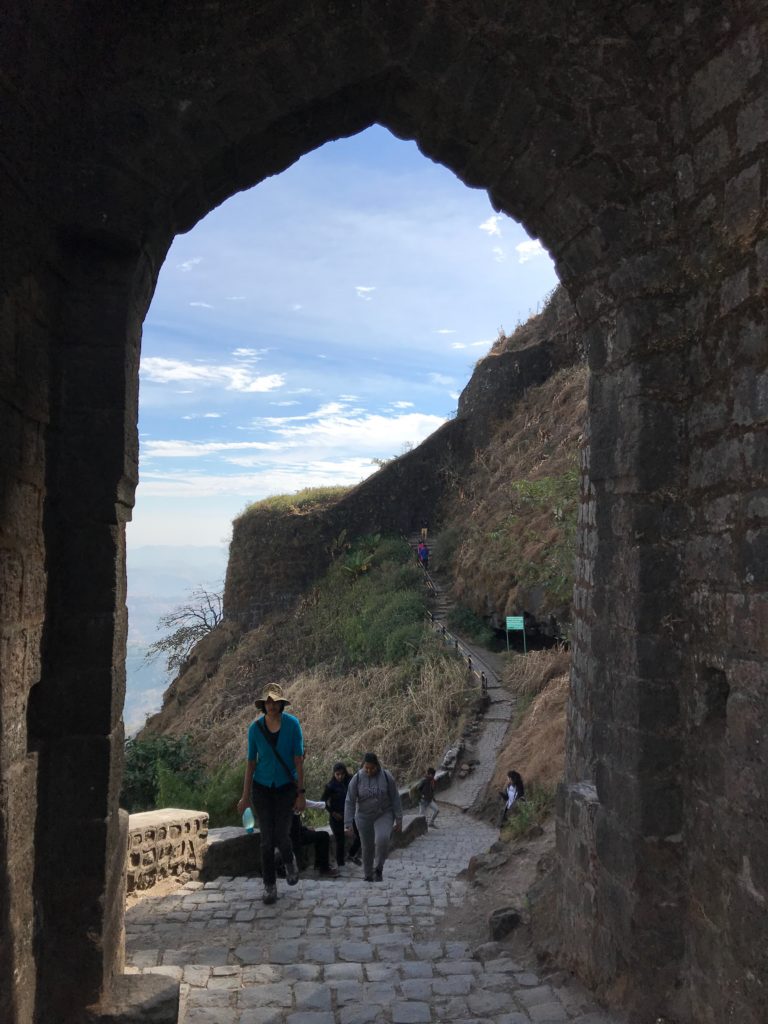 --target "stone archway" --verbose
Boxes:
[1,4,766,1023]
